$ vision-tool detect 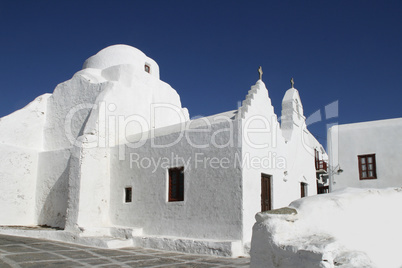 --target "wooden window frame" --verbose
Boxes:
[168,167,184,202]
[125,187,132,203]
[300,182,308,198]
[358,154,377,180]
[144,64,150,73]
[314,149,320,170]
